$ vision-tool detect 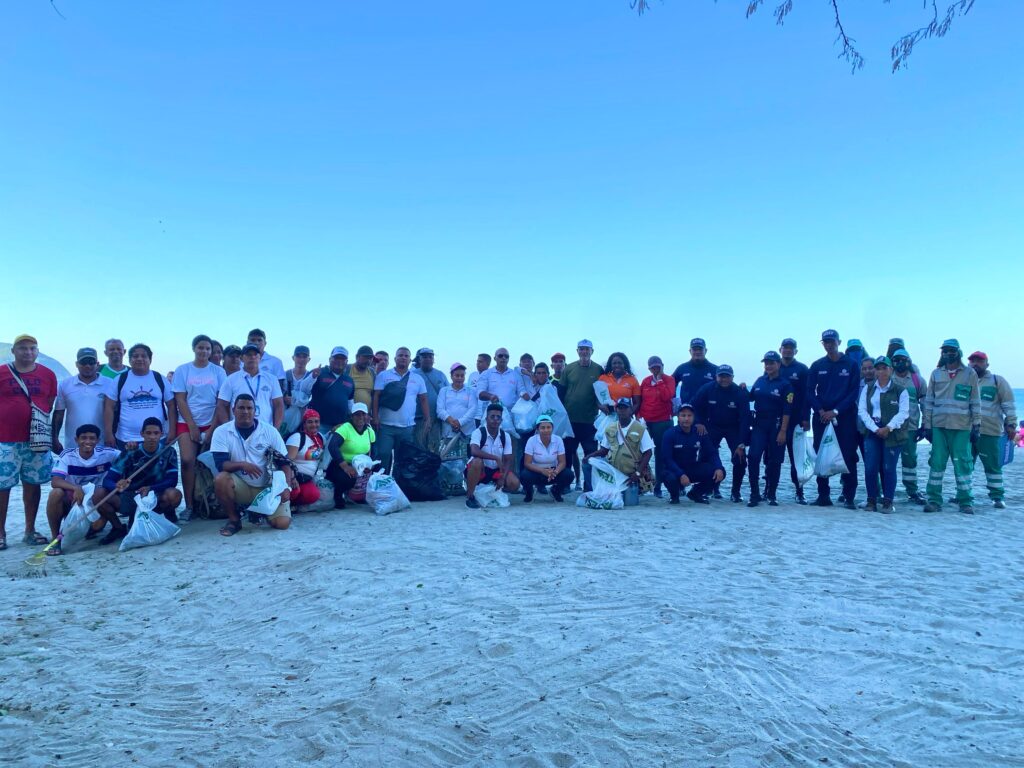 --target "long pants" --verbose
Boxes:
[521,467,574,492]
[812,411,859,500]
[664,462,716,501]
[927,428,973,505]
[863,435,900,501]
[972,434,1004,501]
[646,419,673,493]
[325,463,356,505]
[858,432,886,500]
[749,422,784,498]
[900,438,920,496]
[708,425,746,496]
[376,424,415,474]
[785,421,803,493]
[564,422,598,492]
